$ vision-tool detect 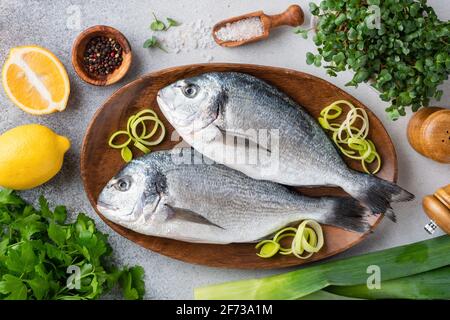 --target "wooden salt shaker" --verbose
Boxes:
[407,107,450,163]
